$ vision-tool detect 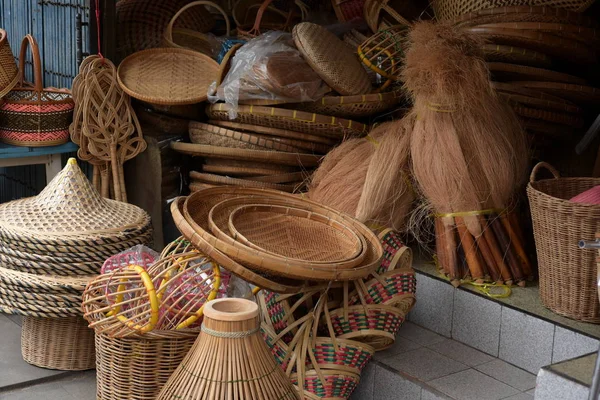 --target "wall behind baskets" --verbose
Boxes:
[0,0,91,202]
